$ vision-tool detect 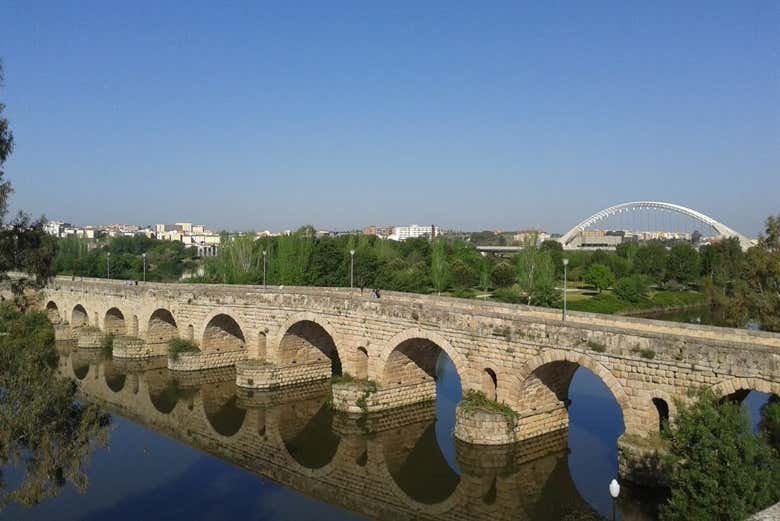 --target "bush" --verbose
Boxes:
[615,275,649,303]
[584,263,615,293]
[491,262,516,289]
[661,390,780,521]
[460,390,518,432]
[167,338,200,361]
